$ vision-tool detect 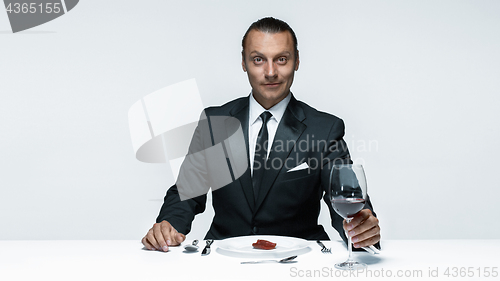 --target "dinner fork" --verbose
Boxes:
[316,240,331,254]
